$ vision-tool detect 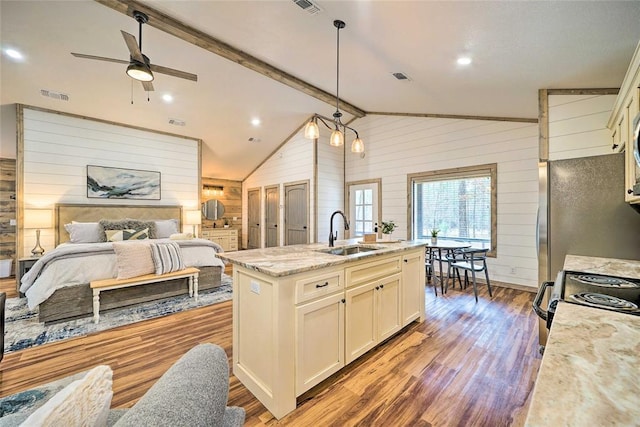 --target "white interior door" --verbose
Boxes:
[348,182,379,238]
